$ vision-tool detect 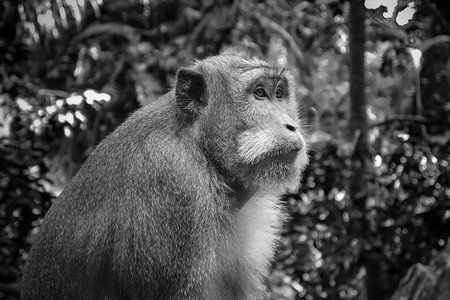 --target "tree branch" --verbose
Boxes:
[0,282,20,296]
[368,115,427,129]
[239,5,305,69]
